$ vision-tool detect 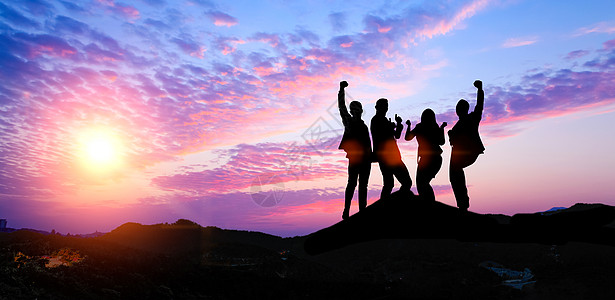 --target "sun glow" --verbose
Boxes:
[77,127,124,174]
[86,137,115,164]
